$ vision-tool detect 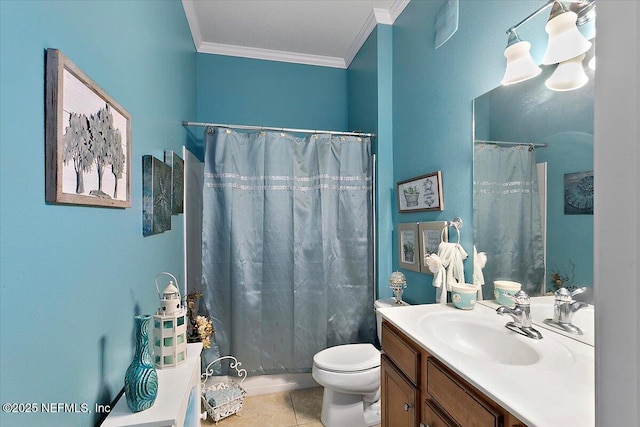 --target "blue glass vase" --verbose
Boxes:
[124,315,158,412]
